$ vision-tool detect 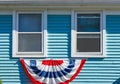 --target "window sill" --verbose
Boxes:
[71,53,105,58]
[16,52,43,55]
[13,52,45,58]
